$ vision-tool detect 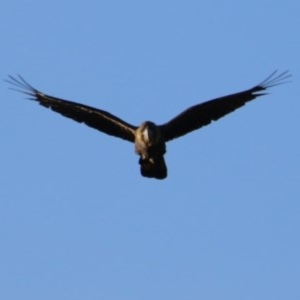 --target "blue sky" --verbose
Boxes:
[1,1,299,299]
